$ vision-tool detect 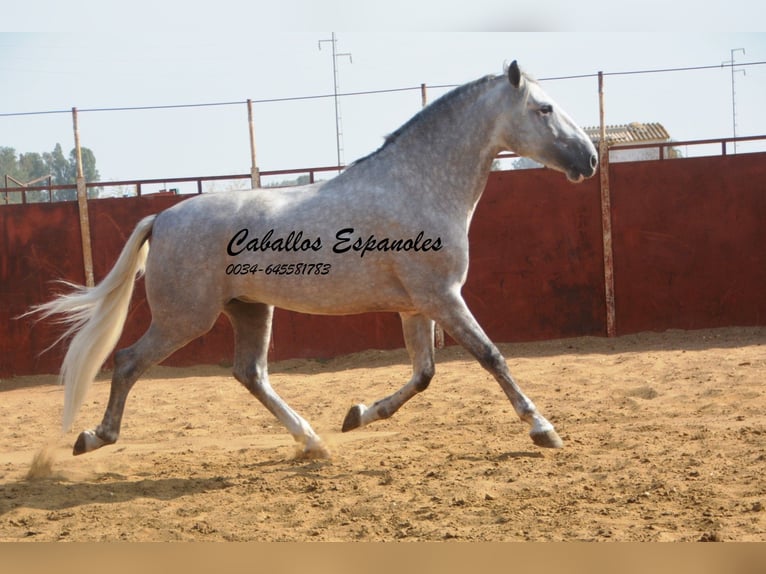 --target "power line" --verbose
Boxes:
[1,60,764,119]
[0,86,428,118]
[539,60,766,81]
